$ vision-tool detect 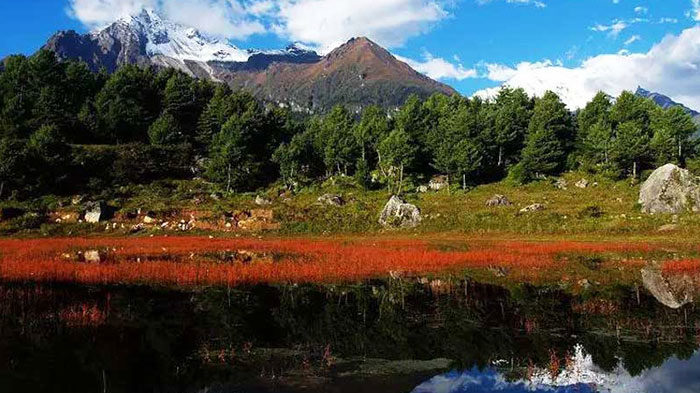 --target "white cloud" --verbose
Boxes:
[692,0,700,21]
[396,51,478,81]
[477,0,546,8]
[161,0,264,39]
[68,0,265,39]
[474,26,700,110]
[624,35,641,45]
[590,20,629,37]
[273,0,449,54]
[69,0,452,53]
[67,0,157,28]
[658,17,679,24]
[634,6,647,14]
